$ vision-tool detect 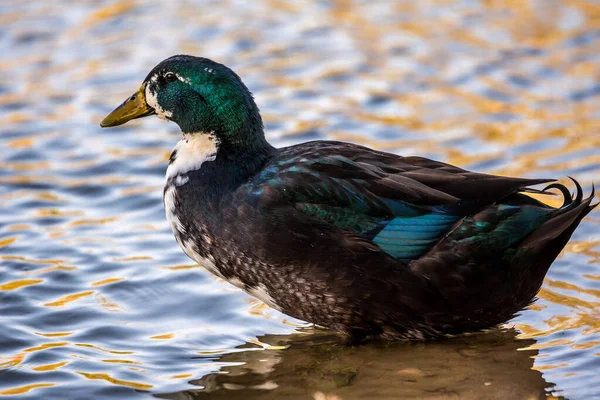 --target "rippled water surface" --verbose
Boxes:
[1,1,599,399]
